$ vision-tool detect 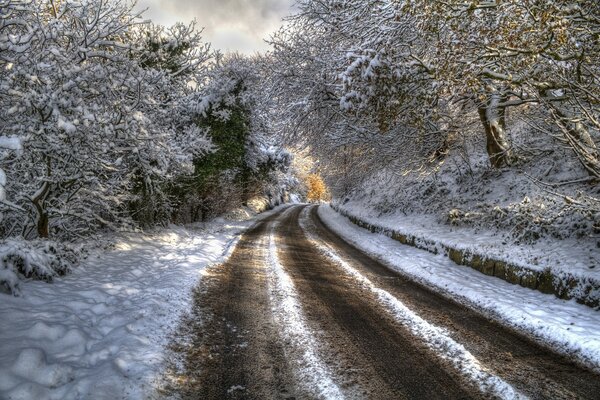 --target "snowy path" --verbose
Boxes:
[313,204,600,398]
[318,205,600,373]
[162,207,344,399]
[0,214,274,400]
[298,208,523,399]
